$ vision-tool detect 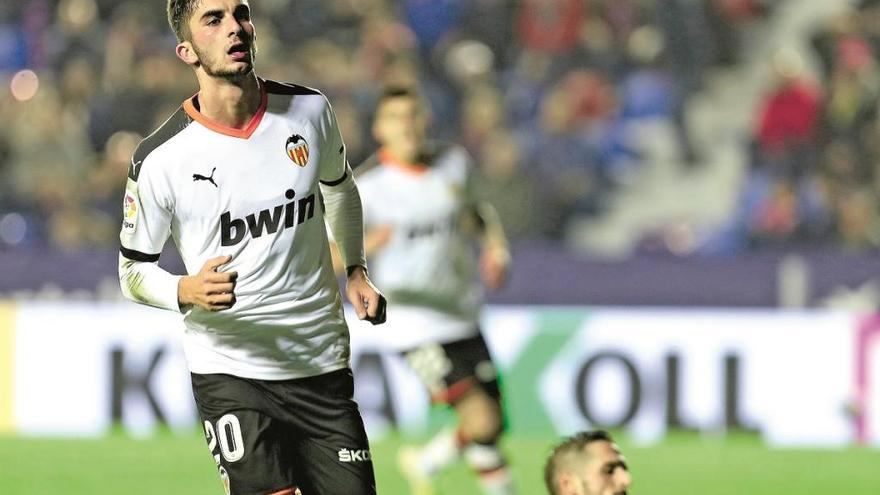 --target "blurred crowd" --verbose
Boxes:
[7,0,869,256]
[712,0,880,253]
